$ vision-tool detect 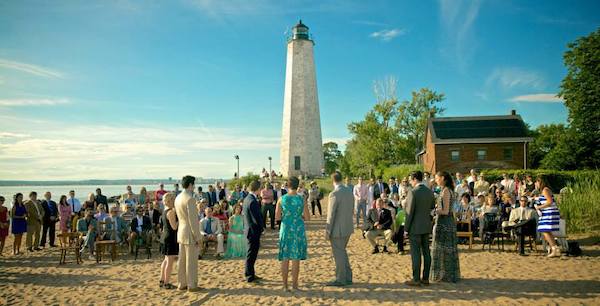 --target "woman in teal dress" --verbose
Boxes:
[224,204,247,258]
[275,176,310,291]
